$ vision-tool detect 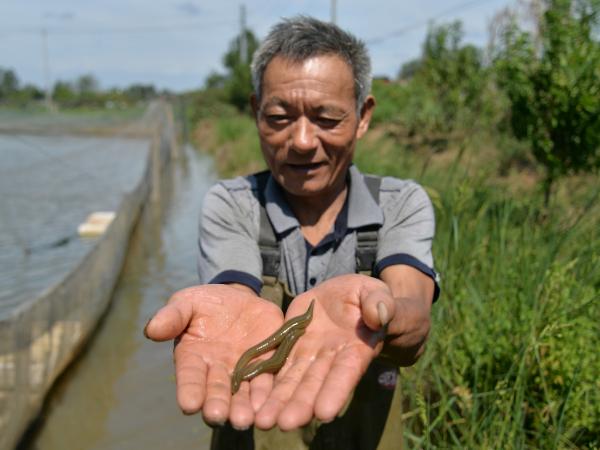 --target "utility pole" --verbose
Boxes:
[239,4,247,64]
[41,28,53,110]
[331,0,337,25]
